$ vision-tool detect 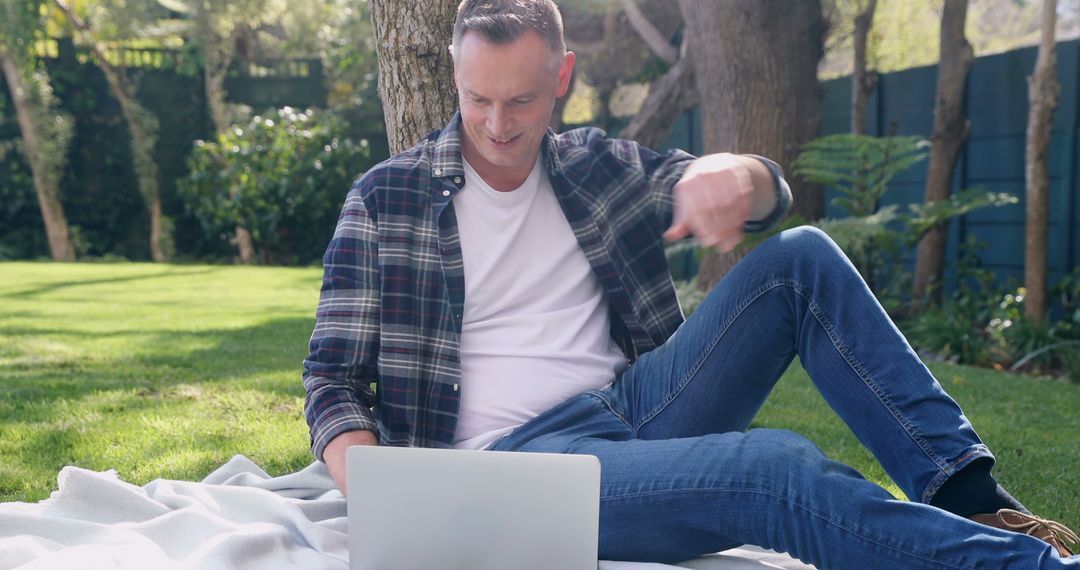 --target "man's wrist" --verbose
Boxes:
[735,154,779,222]
[327,429,379,455]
